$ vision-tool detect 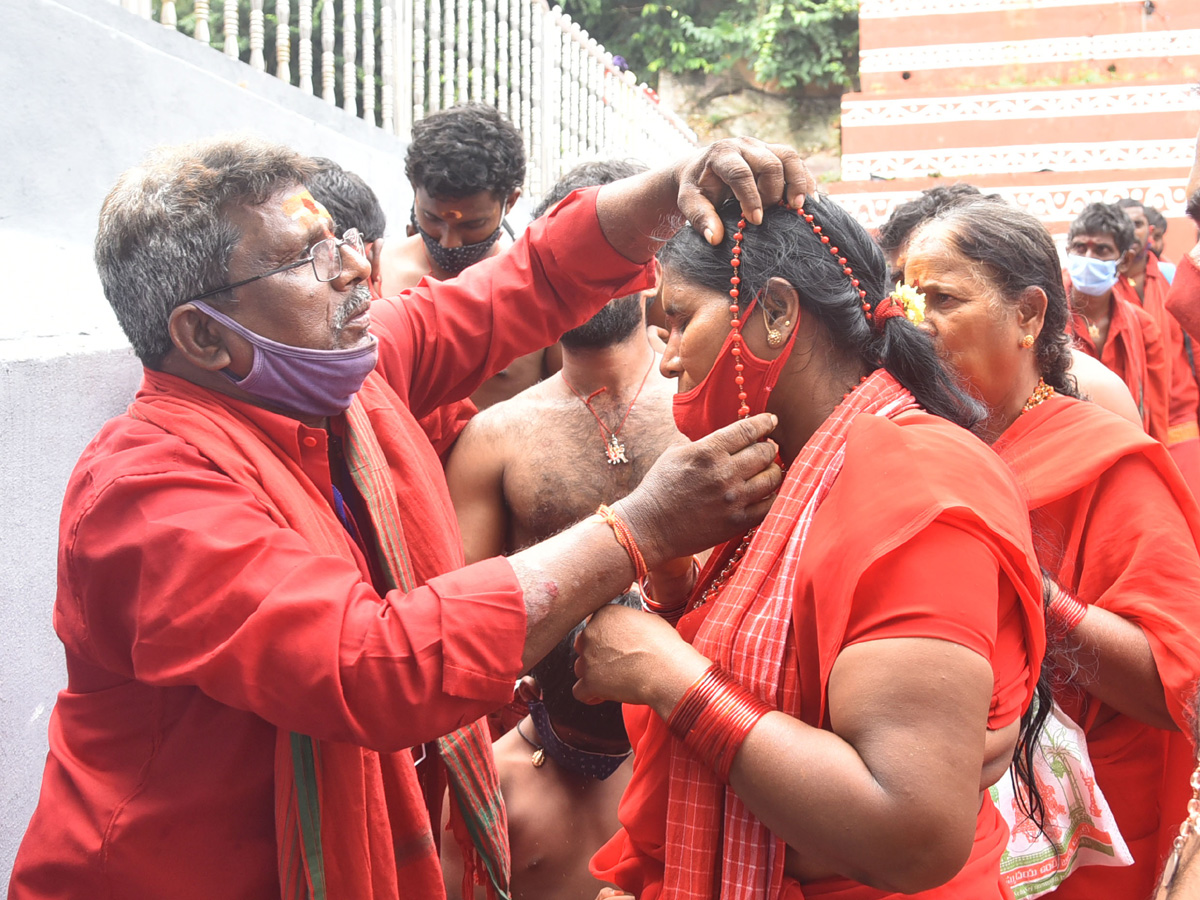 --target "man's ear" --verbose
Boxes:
[504,188,521,215]
[1118,247,1136,276]
[168,303,235,372]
